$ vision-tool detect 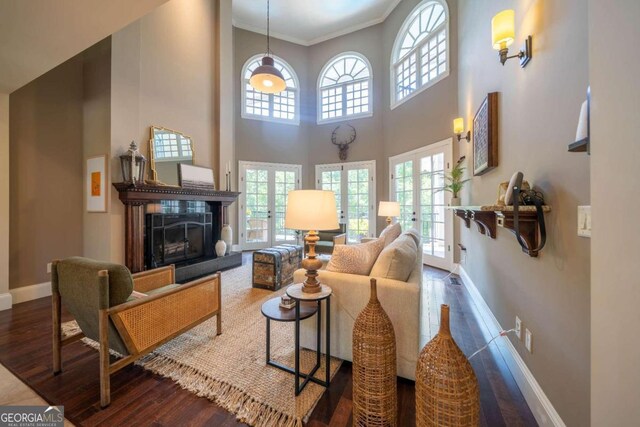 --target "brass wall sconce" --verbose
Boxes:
[453,118,470,142]
[492,10,532,68]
